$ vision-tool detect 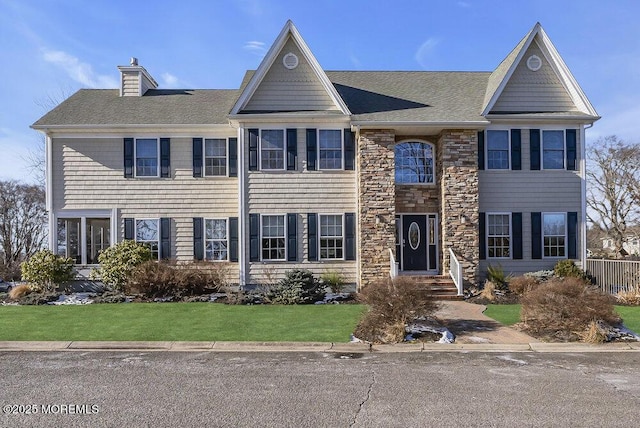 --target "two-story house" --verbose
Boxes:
[32,21,599,294]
